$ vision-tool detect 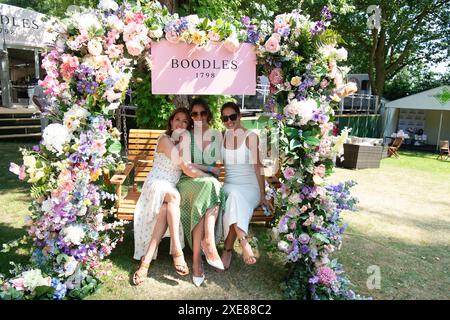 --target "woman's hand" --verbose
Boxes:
[209,166,221,177]
[259,197,274,212]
